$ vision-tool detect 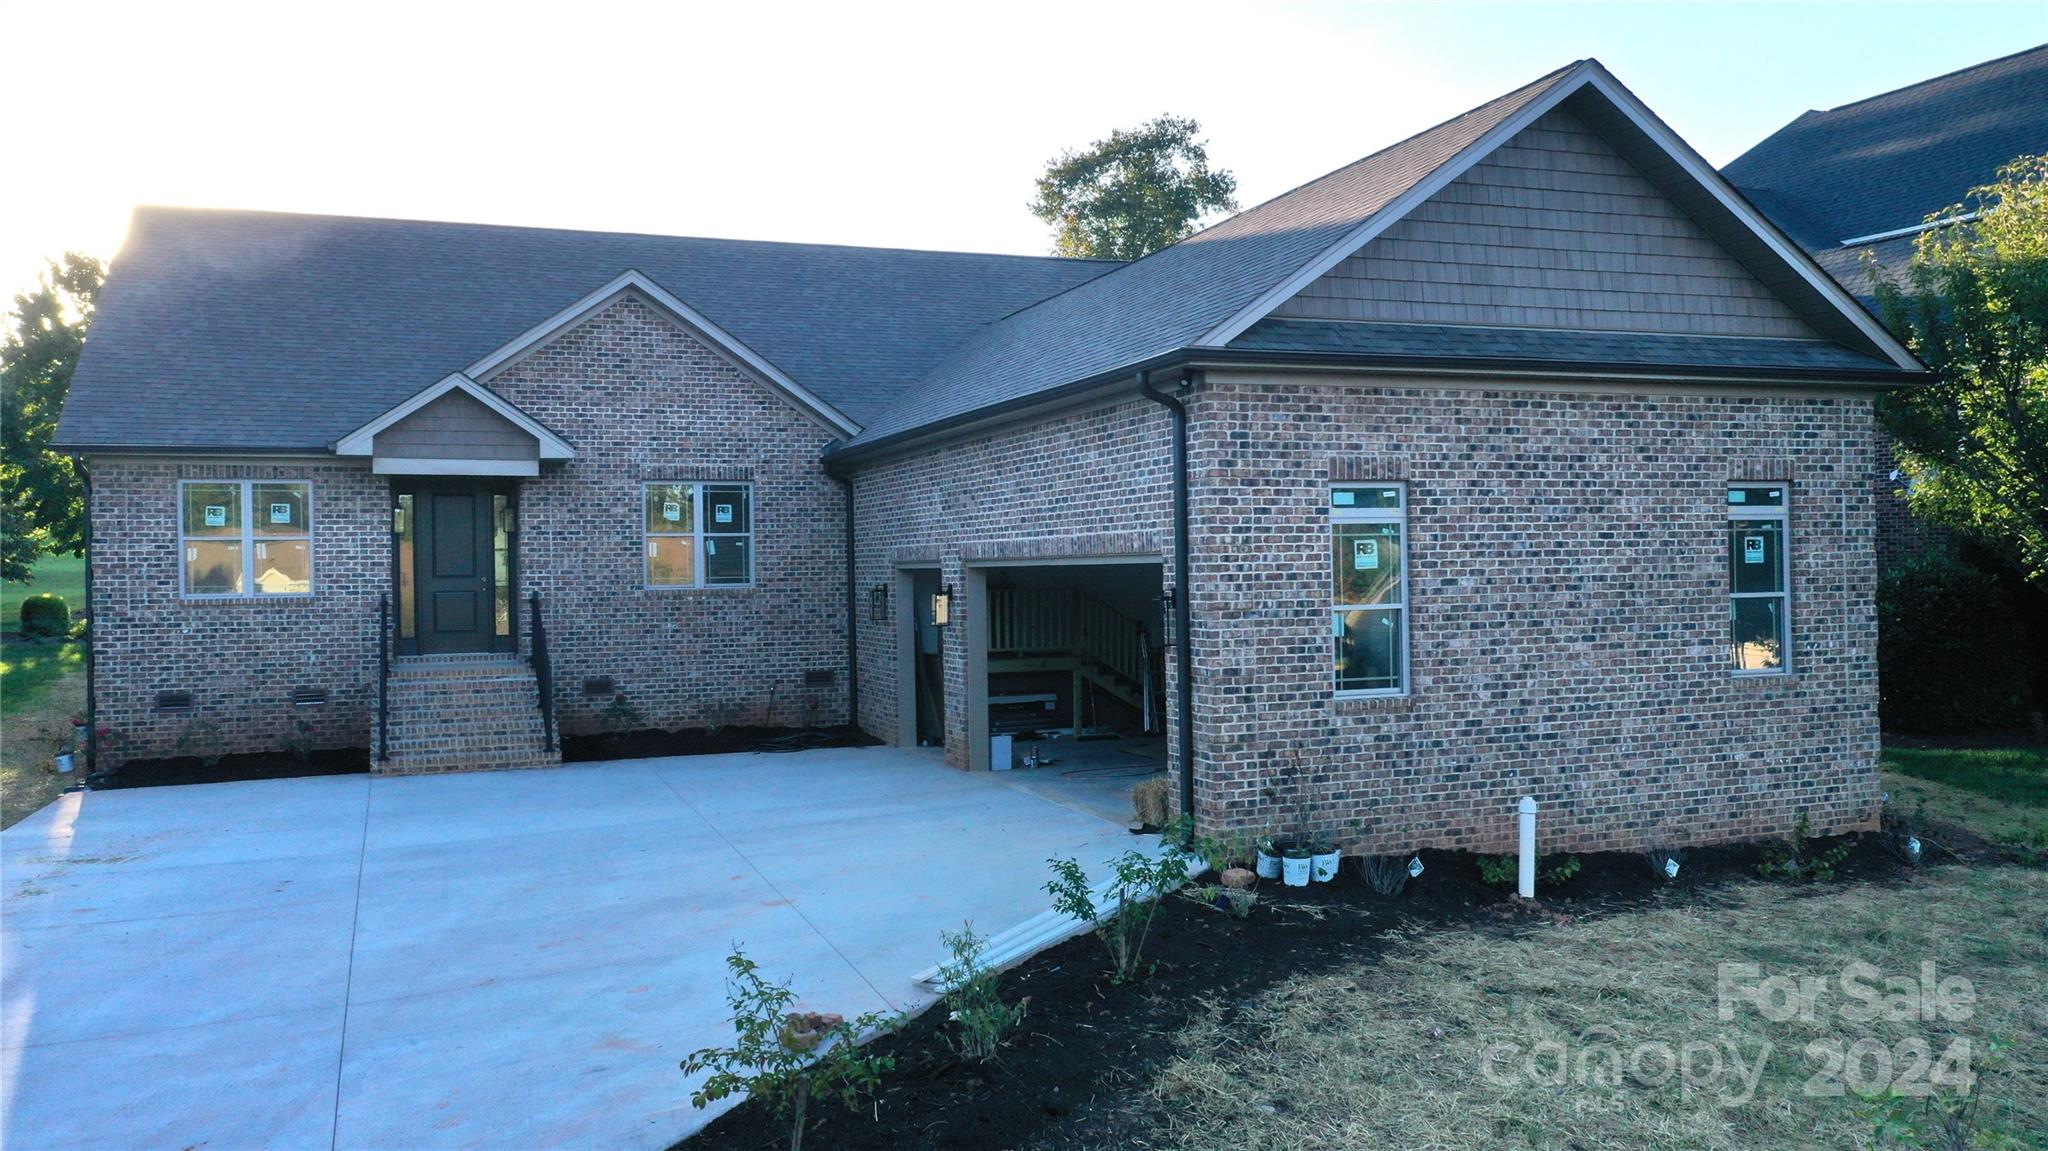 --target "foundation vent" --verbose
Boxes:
[291,686,330,707]
[582,676,617,697]
[153,690,195,714]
